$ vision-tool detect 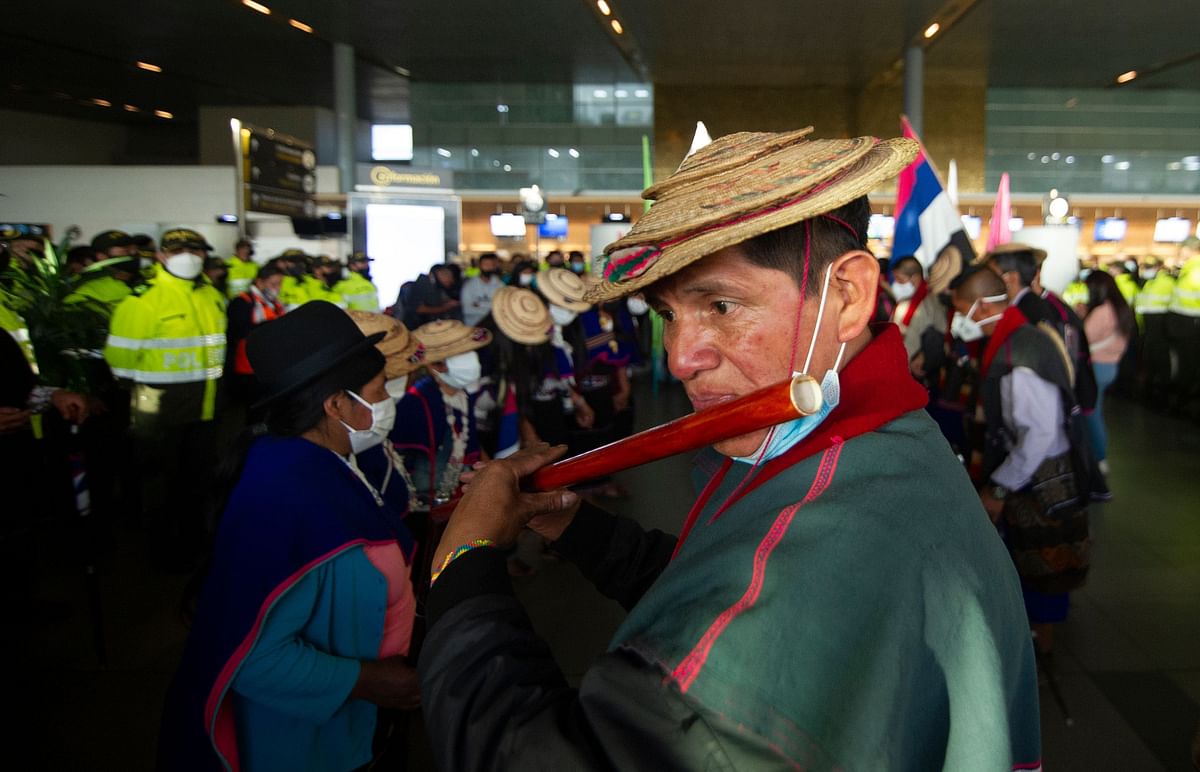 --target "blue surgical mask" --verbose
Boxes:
[733,263,846,464]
